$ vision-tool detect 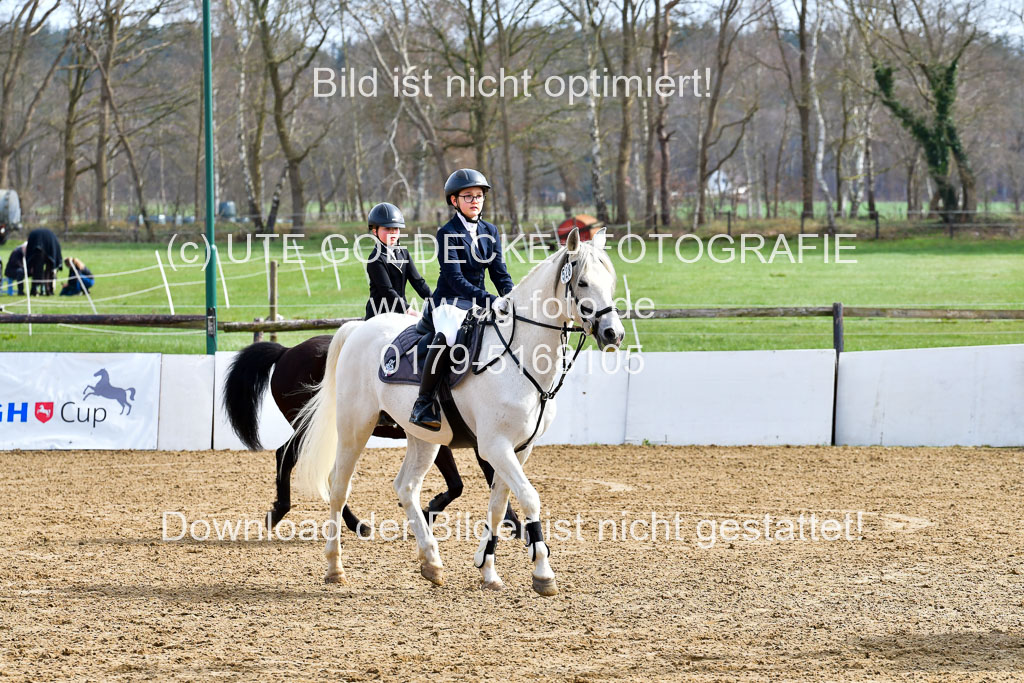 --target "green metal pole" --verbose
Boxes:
[202,0,218,353]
